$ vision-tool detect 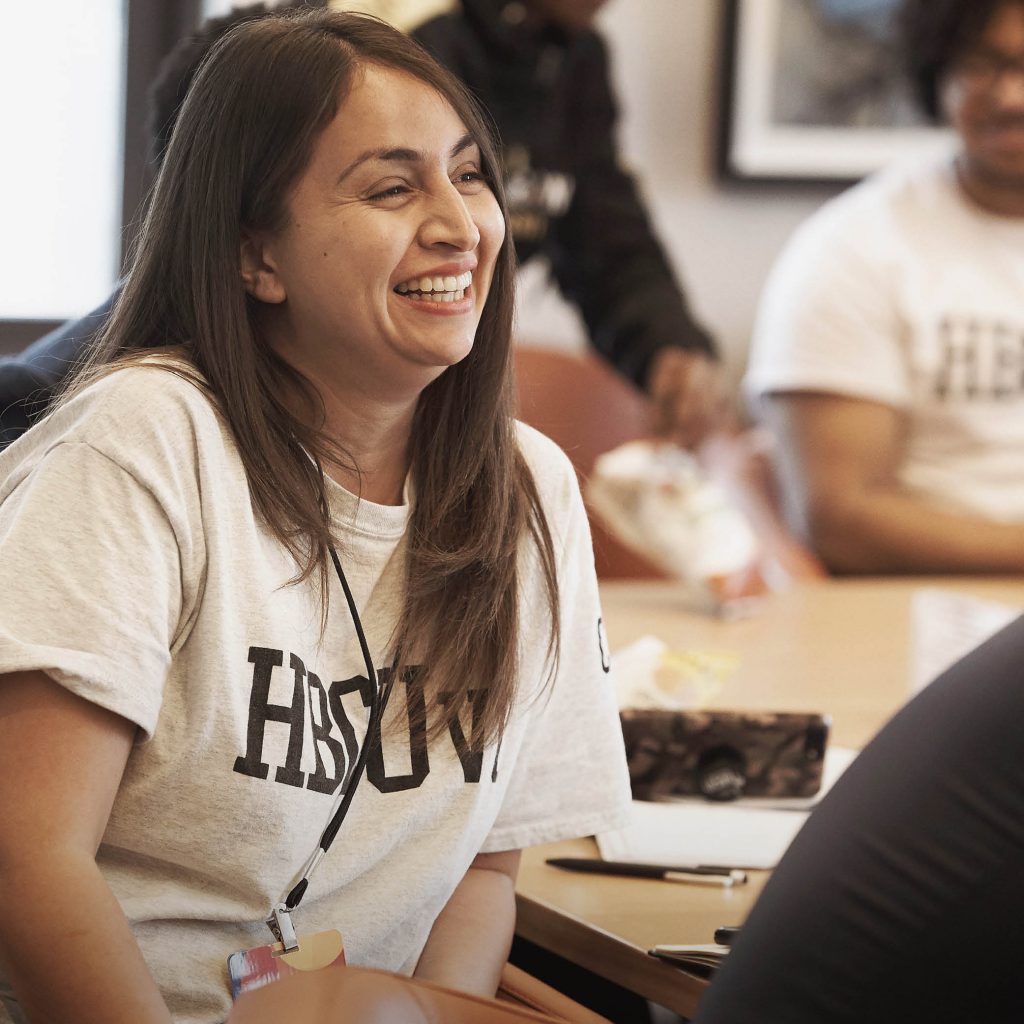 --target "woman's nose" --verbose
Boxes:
[419,184,481,252]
